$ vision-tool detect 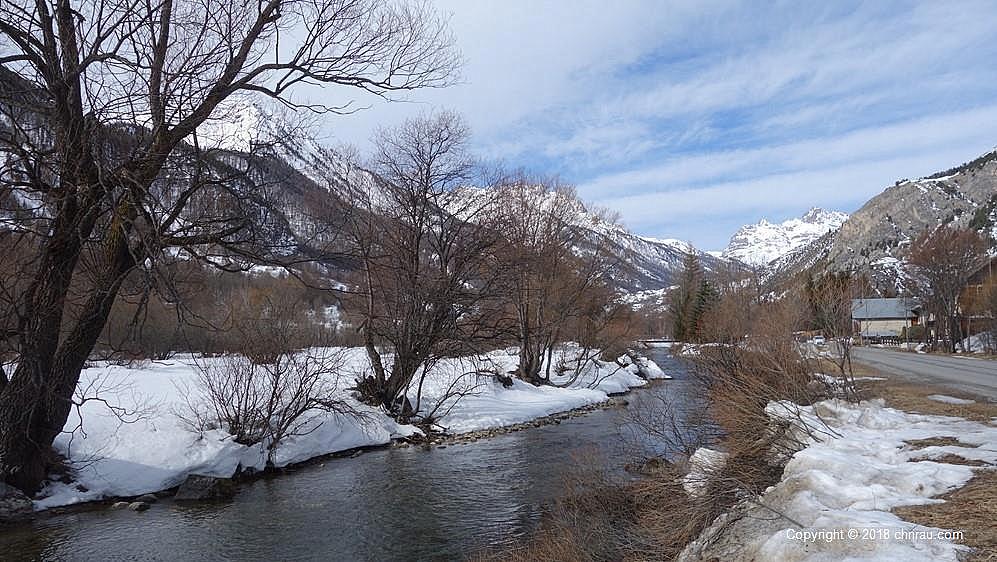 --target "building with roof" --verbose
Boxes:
[851,297,922,339]
[960,255,996,351]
